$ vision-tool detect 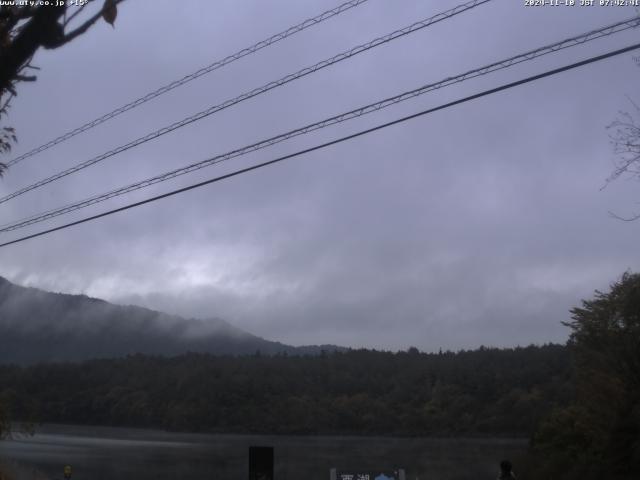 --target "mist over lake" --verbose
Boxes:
[0,425,526,480]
